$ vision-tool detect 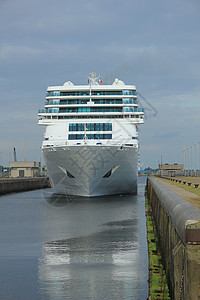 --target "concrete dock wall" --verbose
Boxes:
[0,177,50,195]
[147,176,200,300]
